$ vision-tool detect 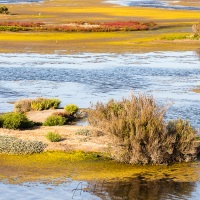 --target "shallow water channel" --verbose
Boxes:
[107,0,200,10]
[0,51,200,129]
